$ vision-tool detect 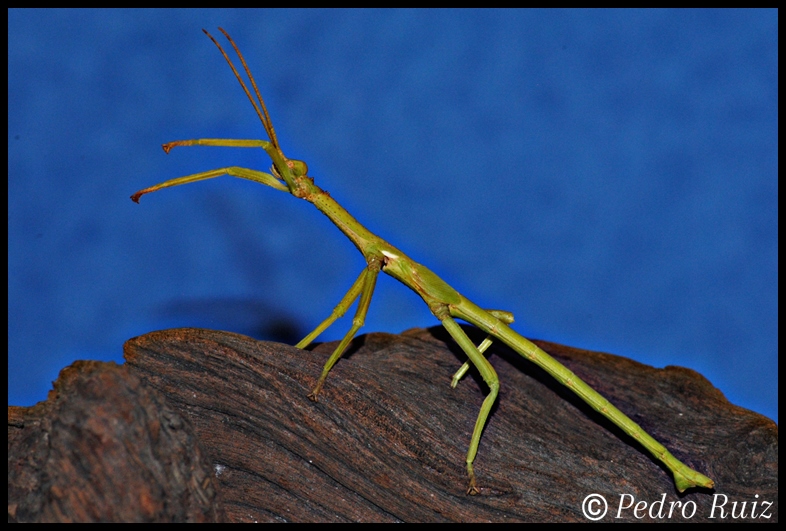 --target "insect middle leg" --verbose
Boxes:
[306,258,382,401]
